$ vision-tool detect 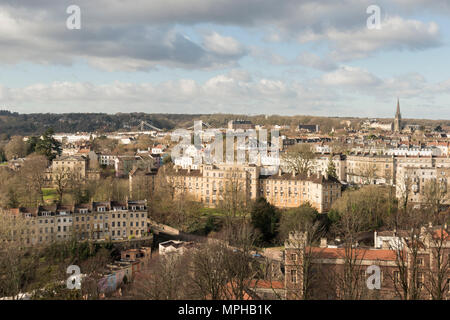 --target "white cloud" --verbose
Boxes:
[2,70,449,119]
[202,32,246,56]
[326,16,441,61]
[297,52,337,71]
[320,66,381,87]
